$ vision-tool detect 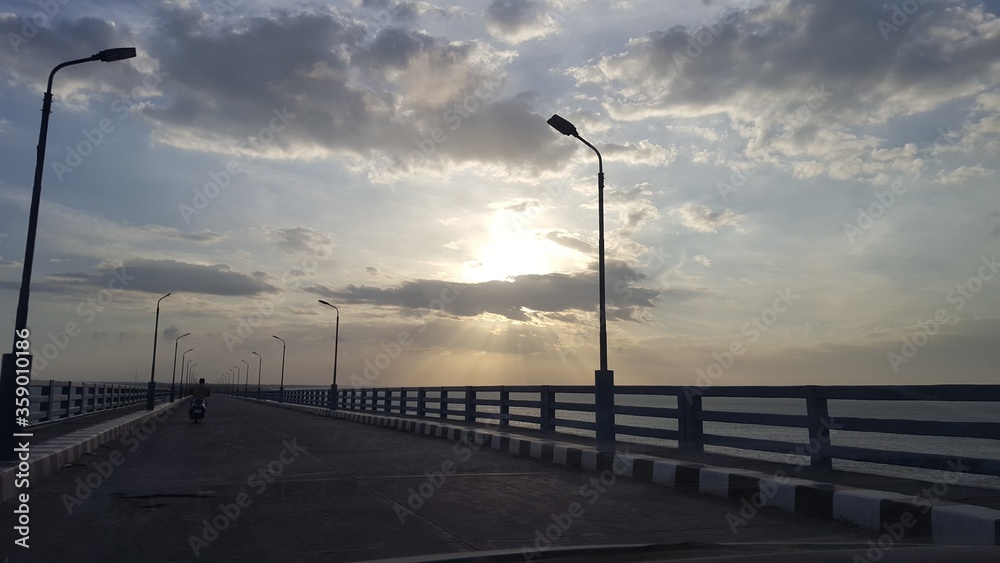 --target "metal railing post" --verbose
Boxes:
[500,386,510,428]
[540,385,554,432]
[806,387,833,470]
[678,388,704,451]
